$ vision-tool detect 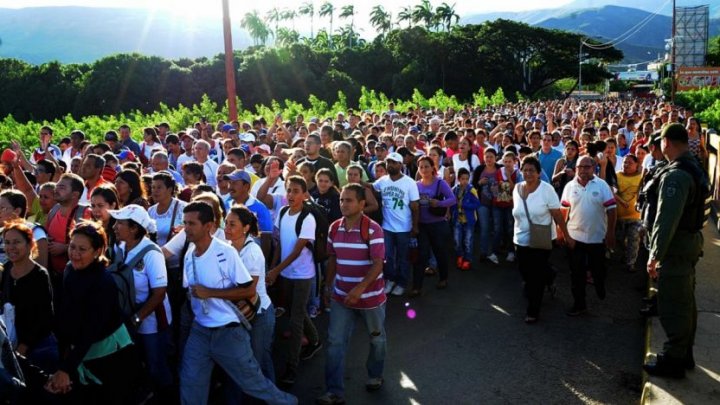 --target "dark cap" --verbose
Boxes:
[660,123,688,142]
[647,130,662,146]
